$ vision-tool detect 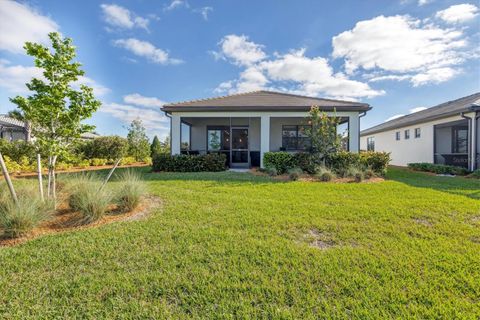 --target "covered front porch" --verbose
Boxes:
[169,111,360,168]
